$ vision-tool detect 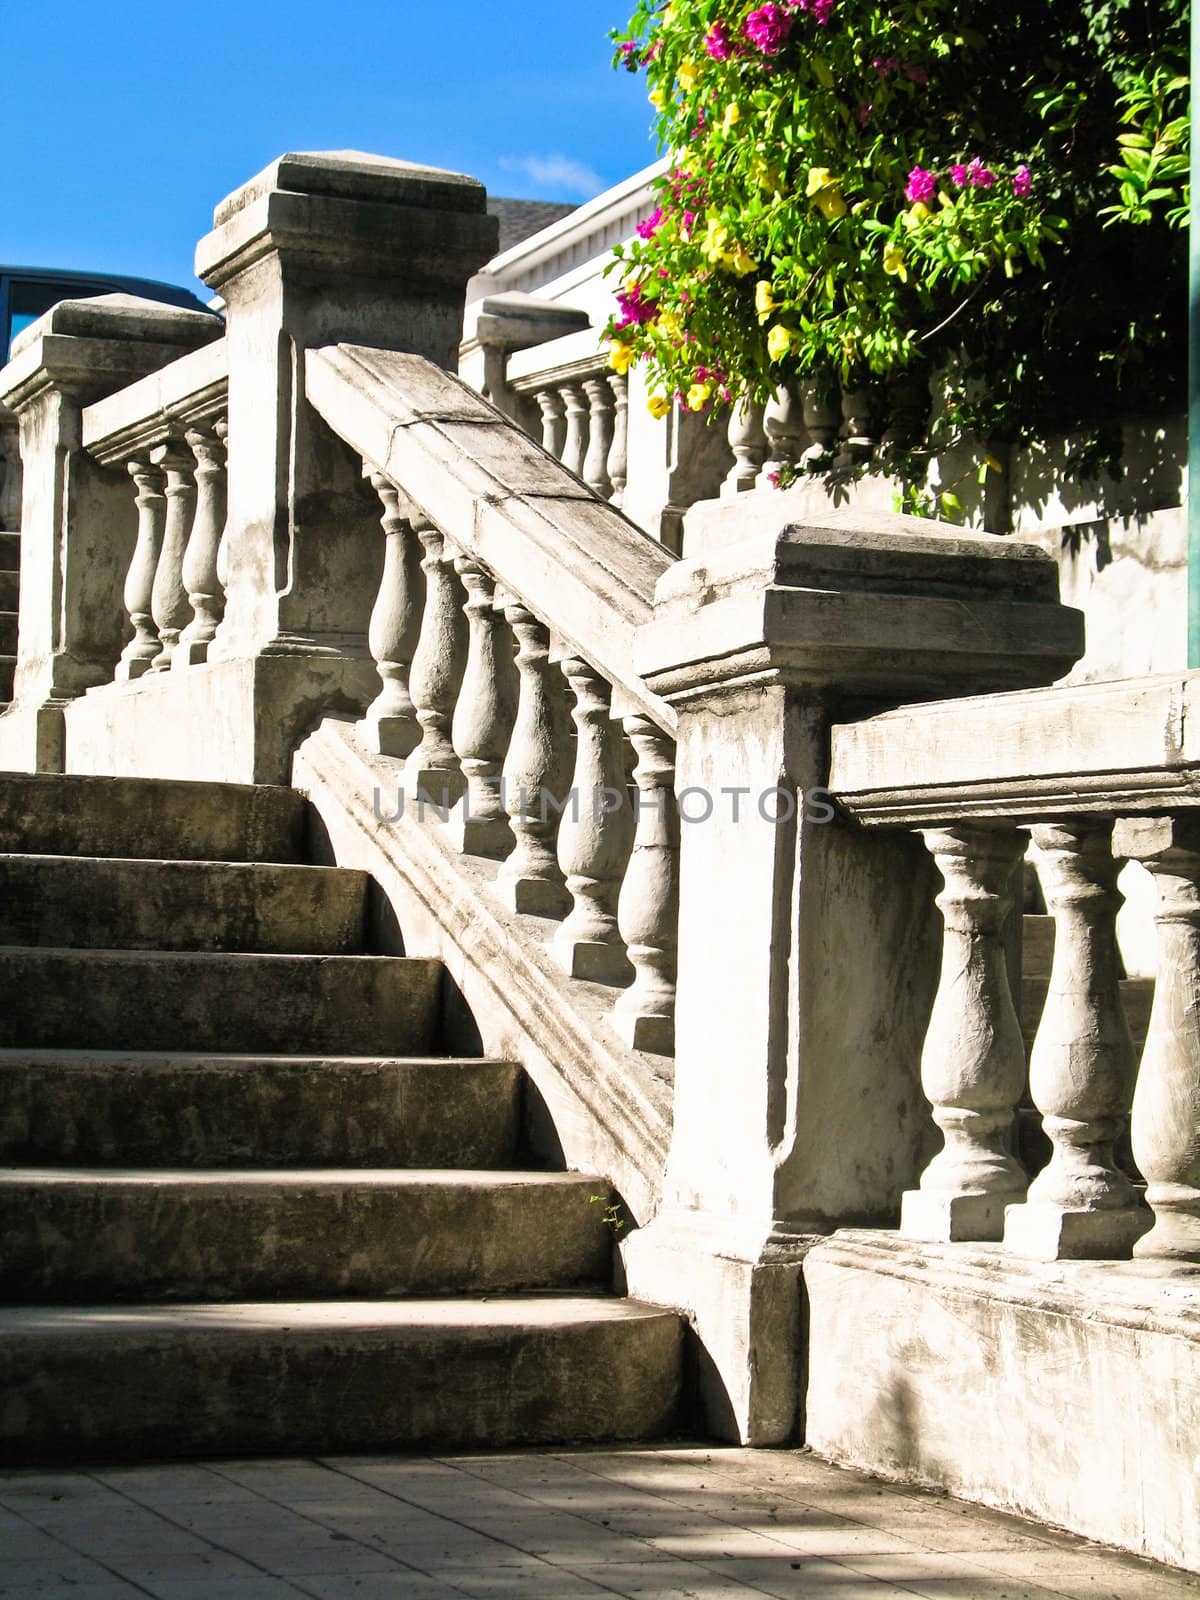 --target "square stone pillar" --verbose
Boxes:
[195,150,498,668]
[0,295,221,770]
[622,508,1084,1444]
